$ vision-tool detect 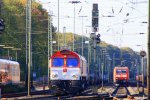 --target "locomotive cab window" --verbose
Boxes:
[116,70,122,74]
[122,70,126,74]
[67,58,78,67]
[52,58,64,67]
